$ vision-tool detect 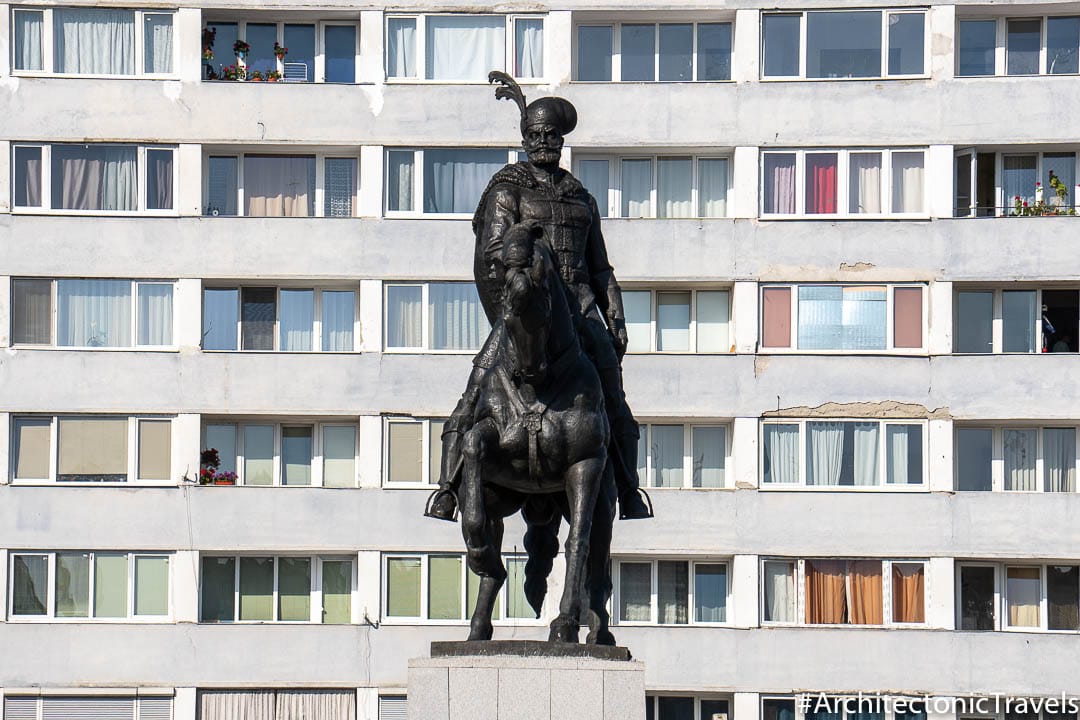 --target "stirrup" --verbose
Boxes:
[618,487,654,520]
[424,487,460,522]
